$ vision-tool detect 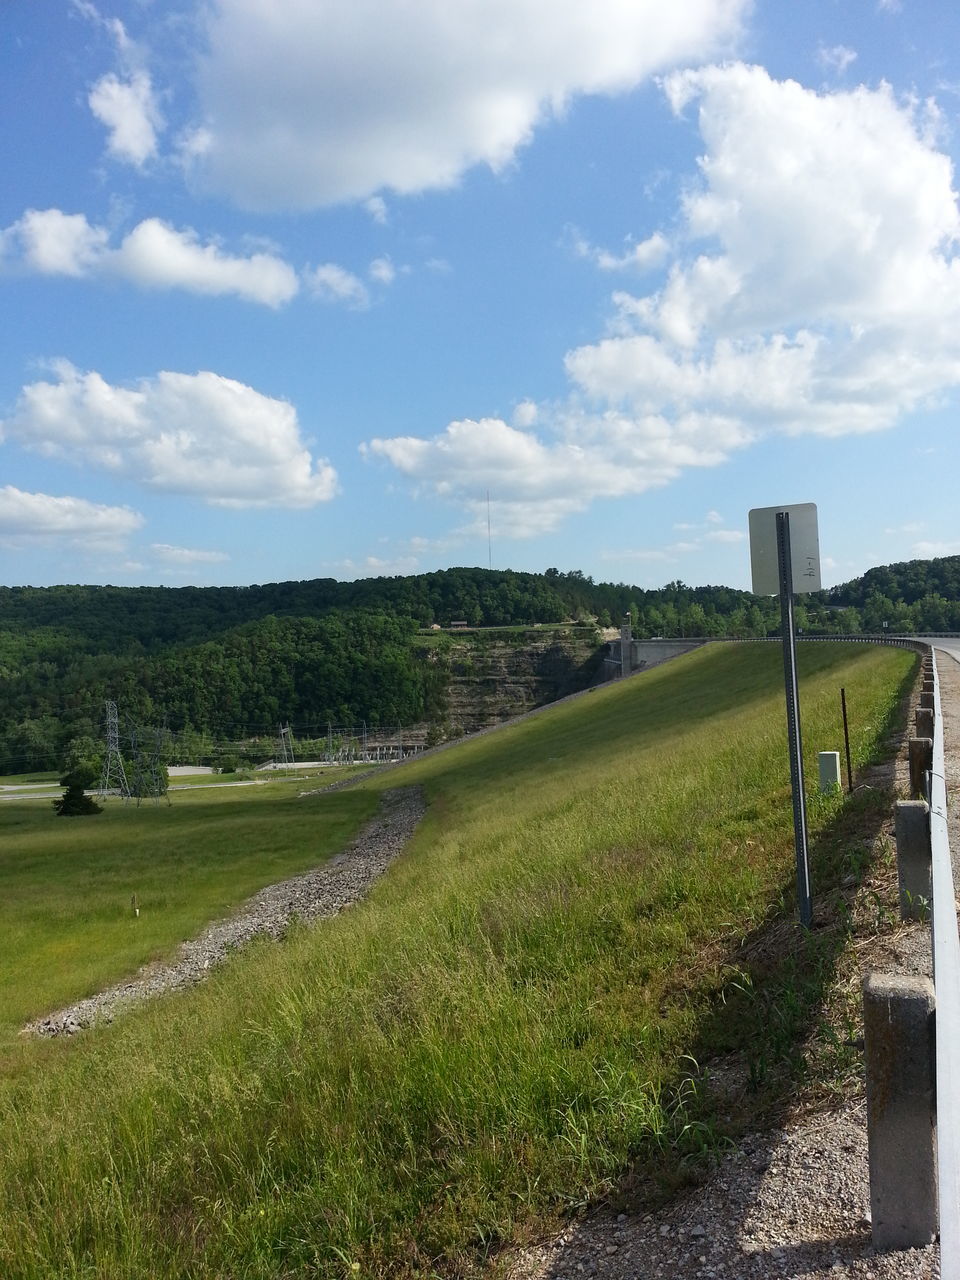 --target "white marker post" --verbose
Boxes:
[748,503,822,928]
